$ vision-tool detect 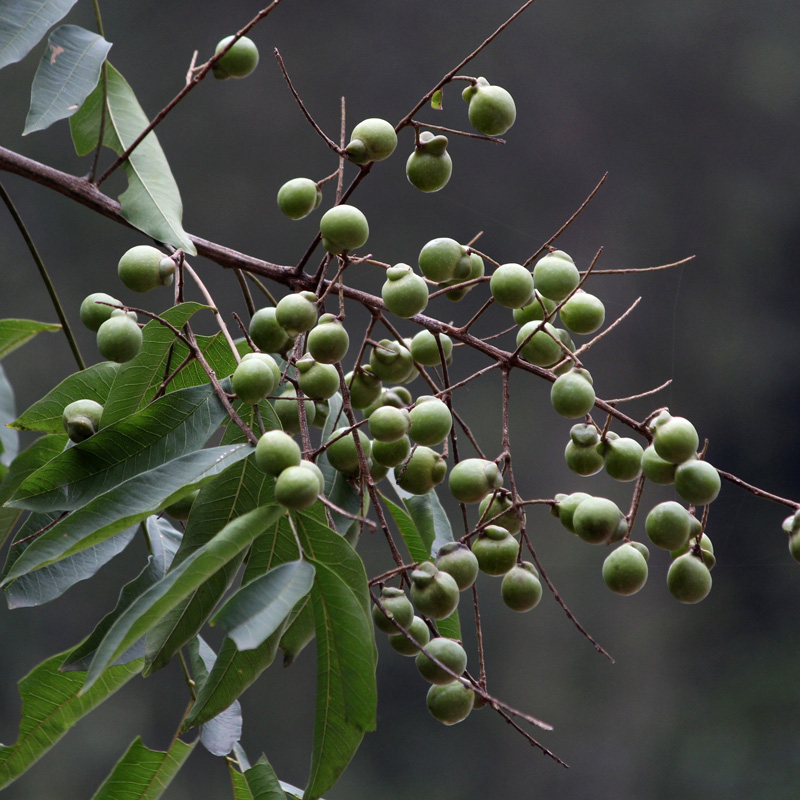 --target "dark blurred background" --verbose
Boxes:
[1,0,800,797]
